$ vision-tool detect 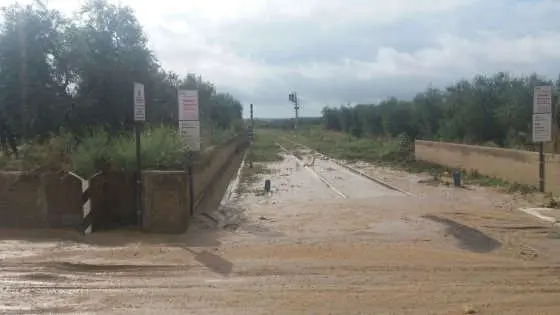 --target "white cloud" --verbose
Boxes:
[4,0,560,117]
